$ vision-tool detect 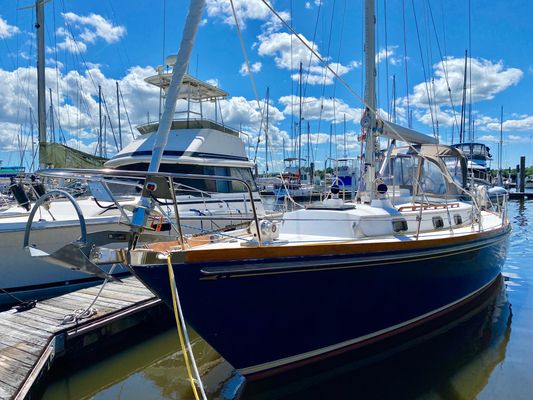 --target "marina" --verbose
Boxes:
[0,197,527,399]
[1,0,533,399]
